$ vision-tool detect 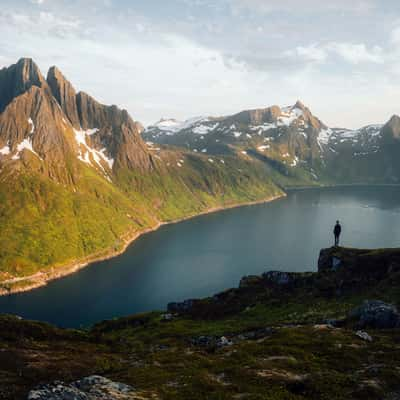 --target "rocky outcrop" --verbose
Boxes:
[47,66,81,129]
[348,300,400,329]
[28,376,139,400]
[168,247,400,320]
[381,115,400,143]
[0,58,47,113]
